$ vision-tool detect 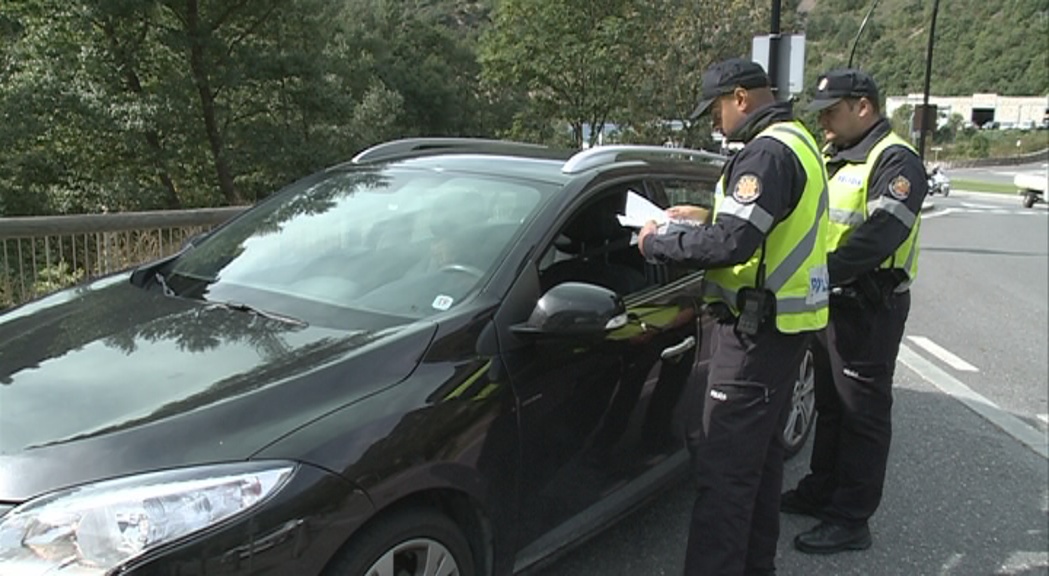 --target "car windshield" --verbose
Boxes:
[165,164,556,321]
